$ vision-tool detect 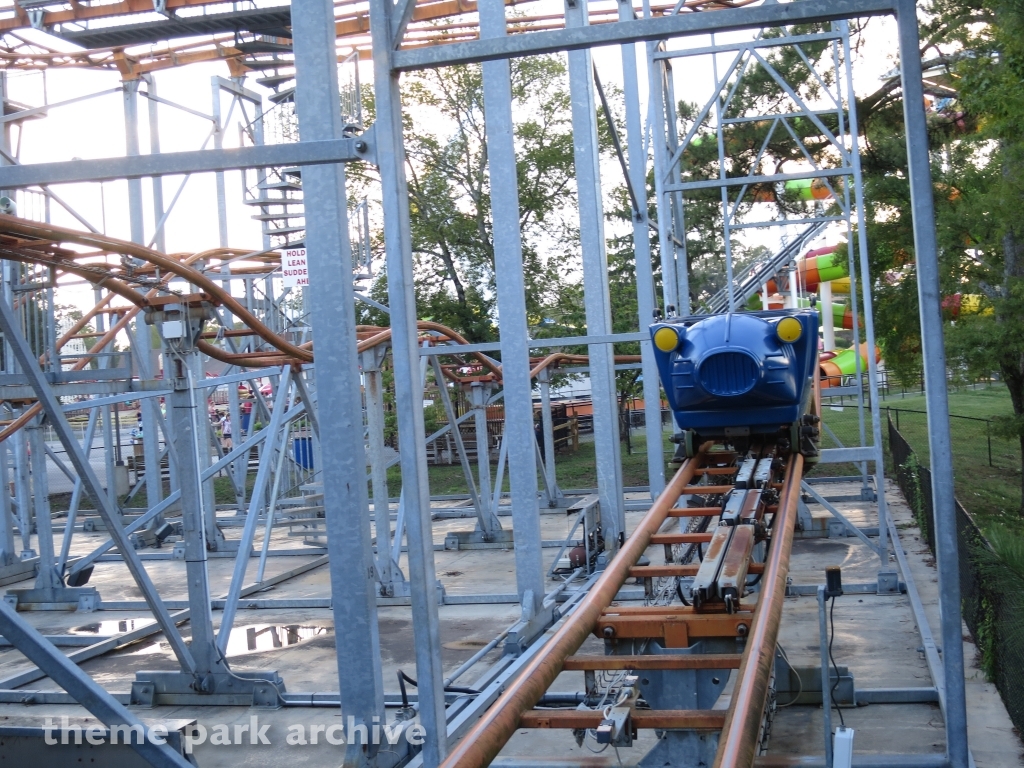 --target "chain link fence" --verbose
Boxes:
[815,402,1021,506]
[885,407,1021,521]
[888,413,1024,735]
